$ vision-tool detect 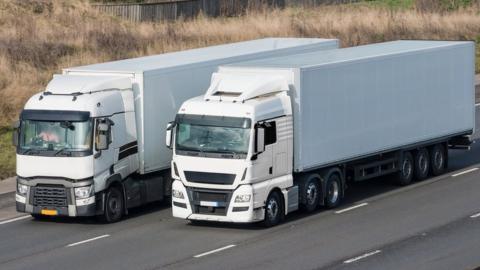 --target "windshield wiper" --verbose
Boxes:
[22,149,40,155]
[211,150,240,158]
[54,148,71,156]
